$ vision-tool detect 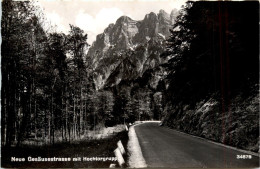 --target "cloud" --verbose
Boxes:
[45,11,68,33]
[38,0,184,45]
[95,8,124,32]
[75,10,96,32]
[75,8,124,44]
